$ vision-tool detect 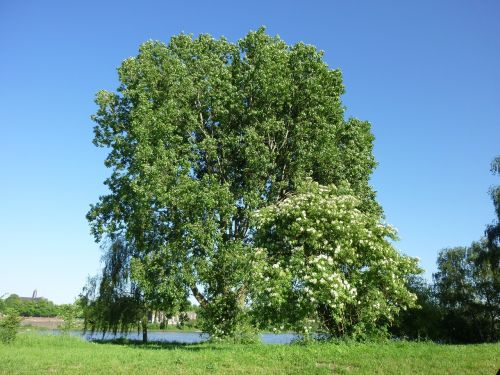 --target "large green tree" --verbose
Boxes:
[483,156,500,270]
[433,243,499,342]
[88,28,380,336]
[391,158,500,343]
